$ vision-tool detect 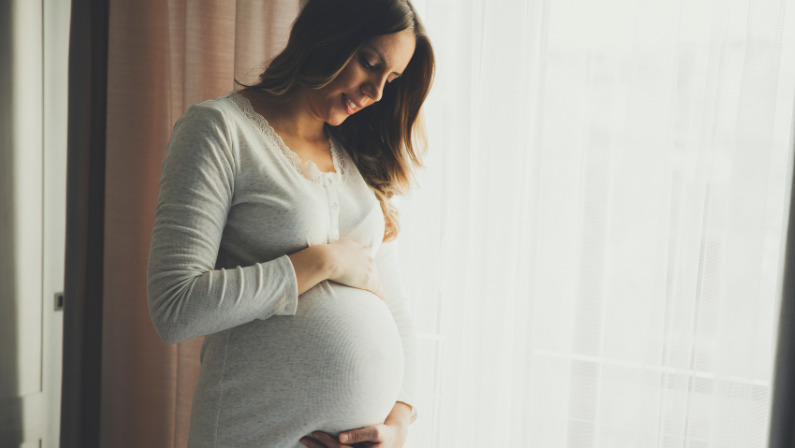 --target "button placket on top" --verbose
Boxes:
[323,174,340,242]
